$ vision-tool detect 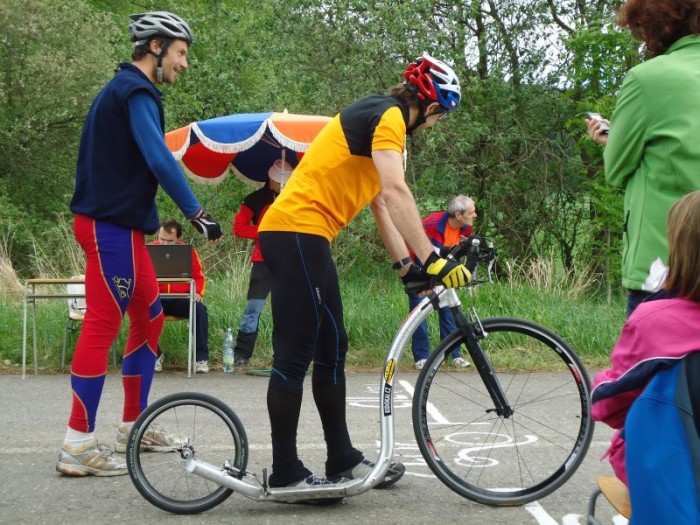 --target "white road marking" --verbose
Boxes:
[399,379,450,424]
[353,378,621,525]
[525,501,565,524]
